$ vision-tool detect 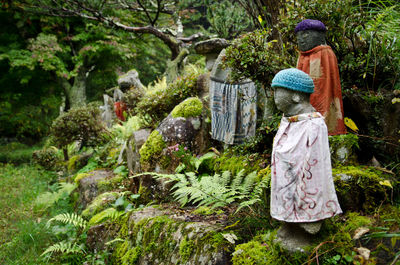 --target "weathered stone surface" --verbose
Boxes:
[118,69,145,91]
[129,129,151,174]
[86,224,114,251]
[133,129,151,151]
[112,206,232,265]
[157,114,200,146]
[78,169,114,208]
[194,38,229,55]
[275,223,313,253]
